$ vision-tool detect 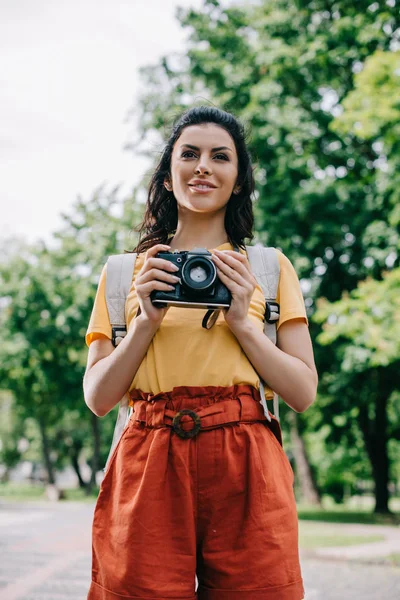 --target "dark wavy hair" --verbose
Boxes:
[131,106,255,254]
